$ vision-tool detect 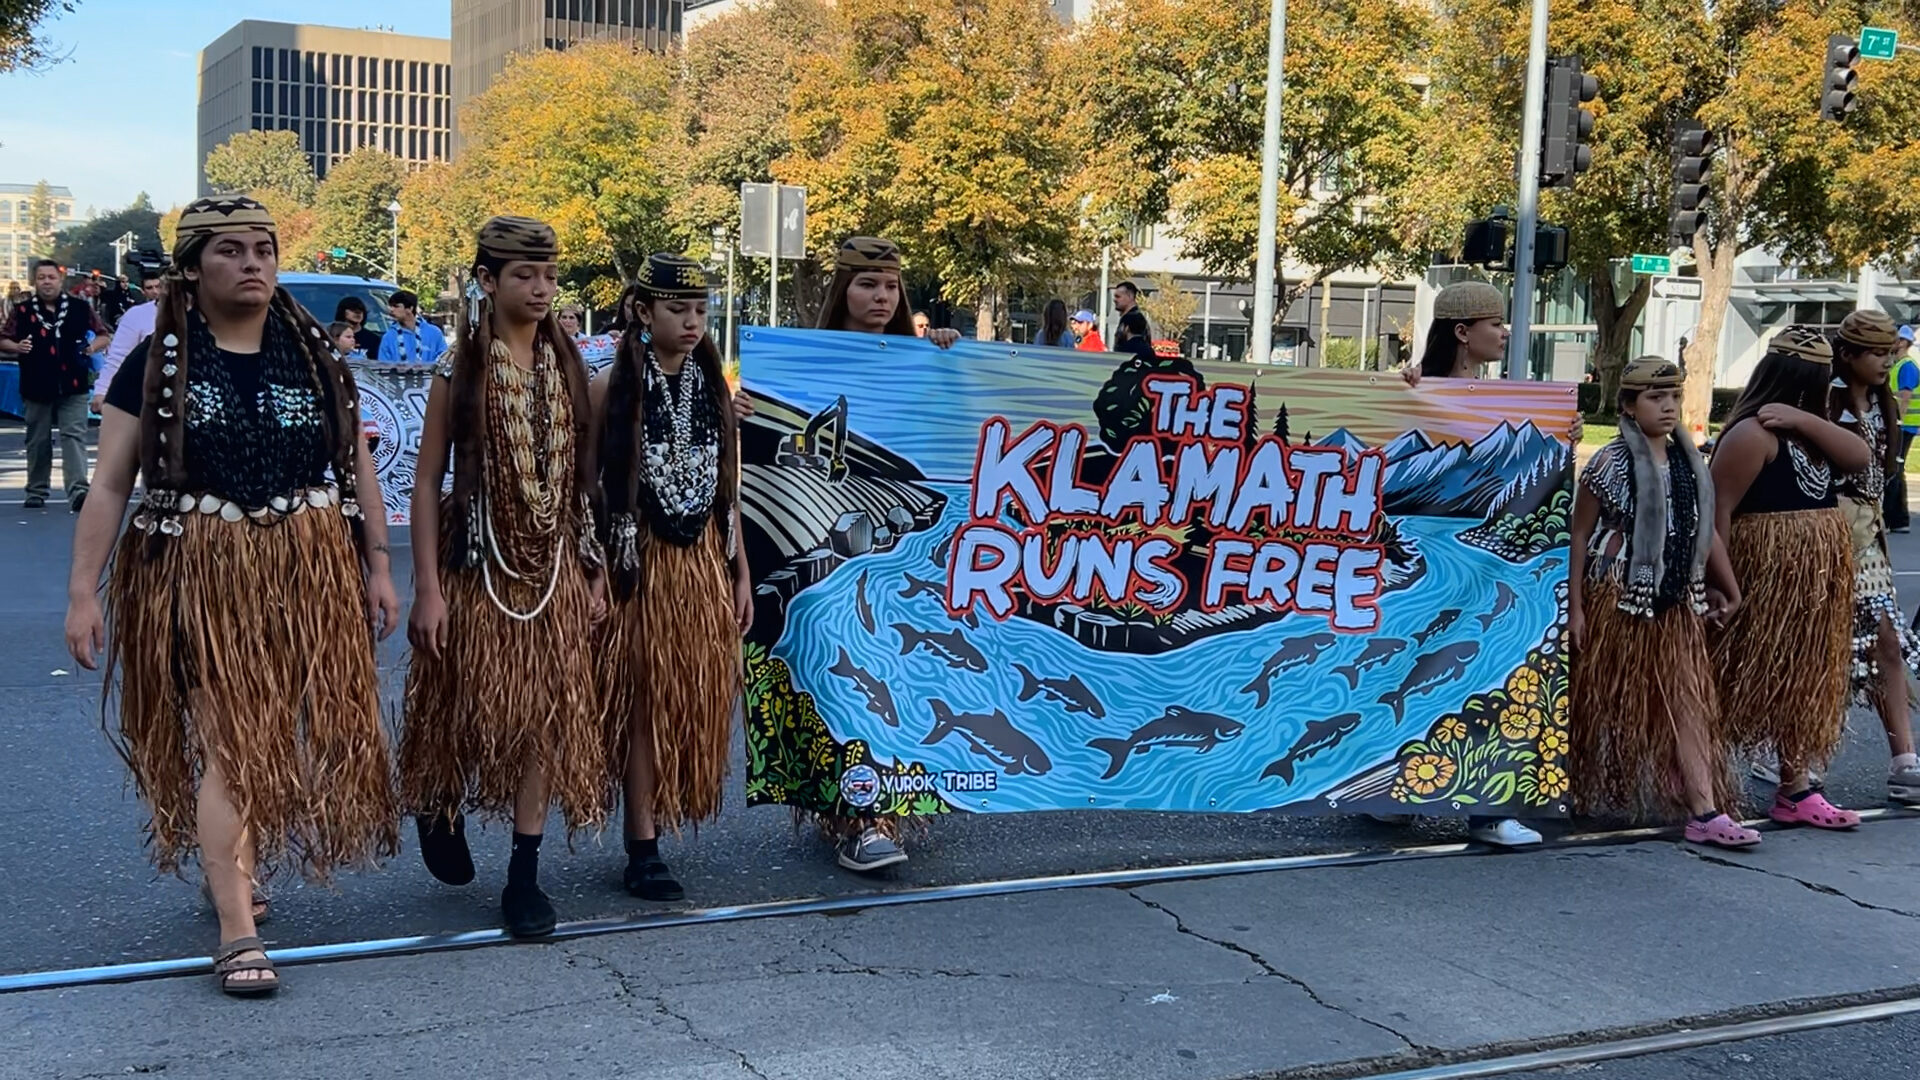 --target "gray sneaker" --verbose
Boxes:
[836,827,908,873]
[1891,763,1920,806]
